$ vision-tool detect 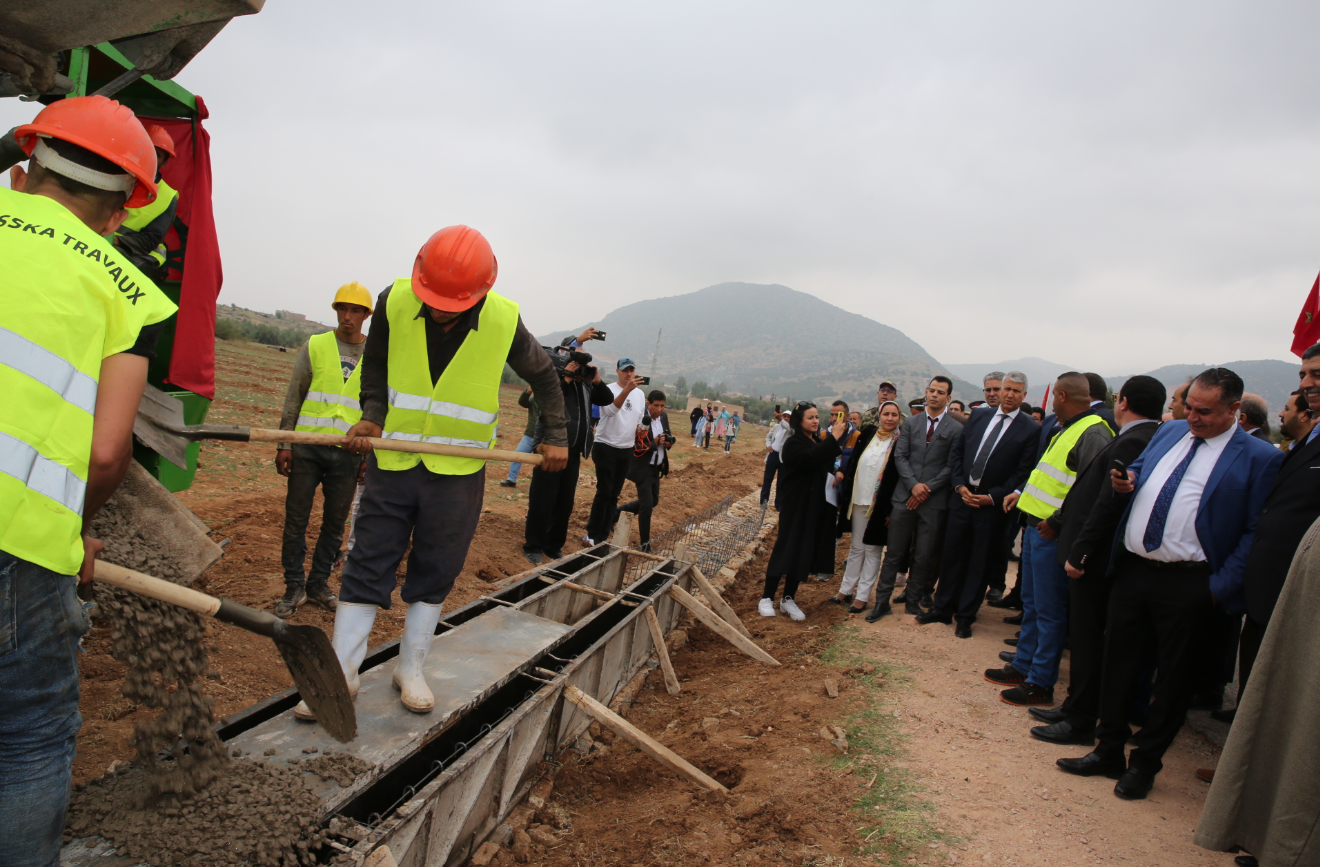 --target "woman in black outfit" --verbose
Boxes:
[760,402,849,621]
